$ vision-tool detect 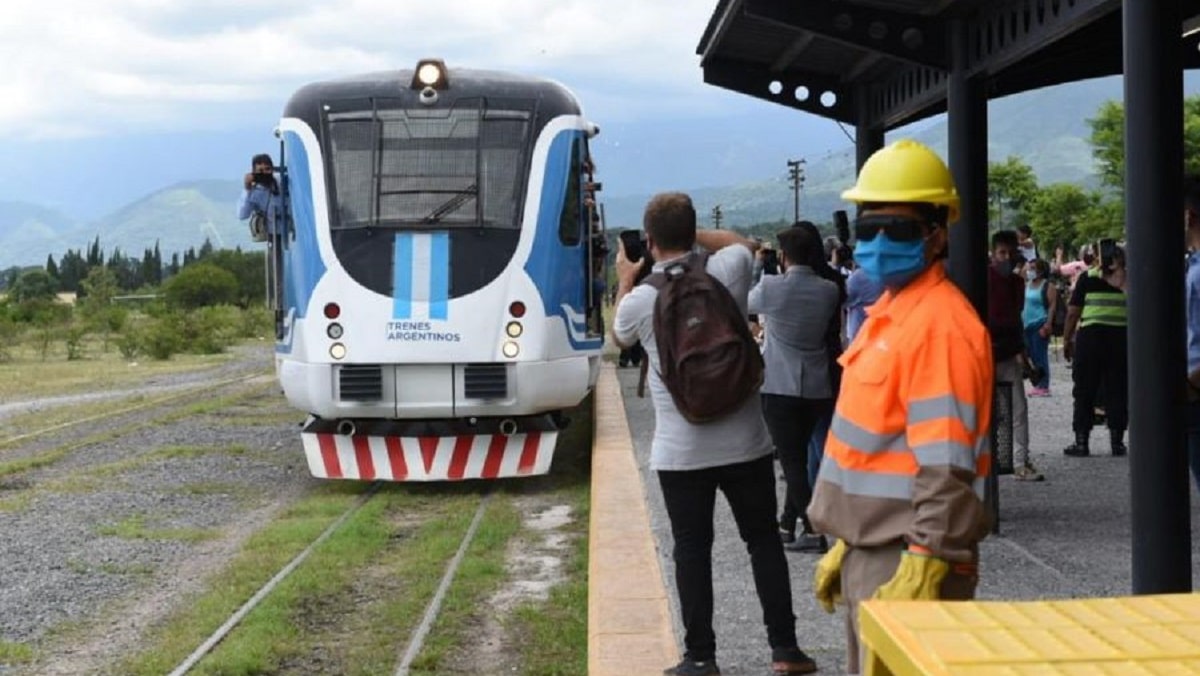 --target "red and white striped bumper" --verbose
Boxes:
[300,430,559,481]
